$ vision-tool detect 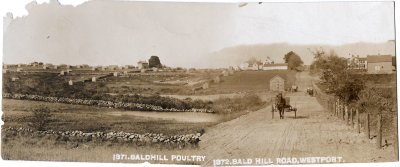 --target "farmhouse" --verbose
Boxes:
[270,75,285,91]
[347,55,367,70]
[137,61,149,69]
[263,63,288,71]
[239,62,260,70]
[367,55,393,74]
